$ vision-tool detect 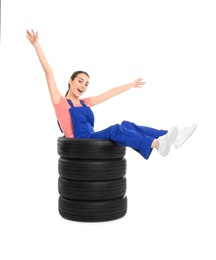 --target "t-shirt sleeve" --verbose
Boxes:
[82,97,92,107]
